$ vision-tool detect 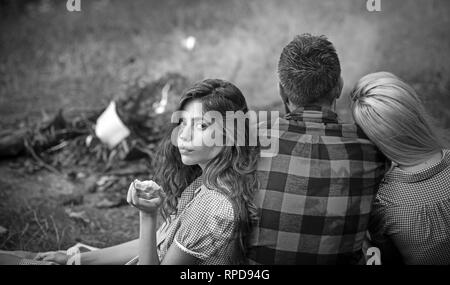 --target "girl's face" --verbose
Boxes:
[177,99,224,169]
